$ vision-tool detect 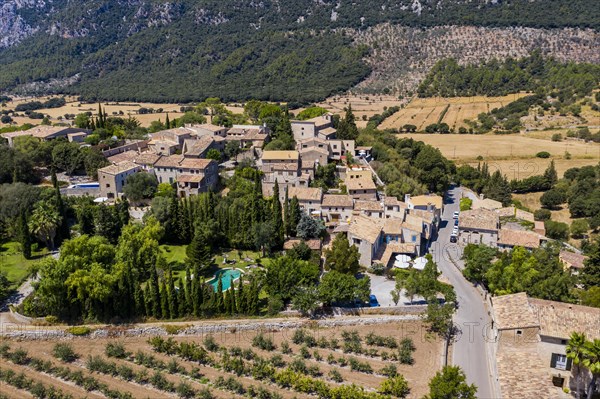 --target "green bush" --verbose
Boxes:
[105,342,130,359]
[66,326,92,336]
[459,197,473,211]
[534,209,551,221]
[536,151,551,158]
[252,333,276,351]
[328,369,343,383]
[52,343,79,363]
